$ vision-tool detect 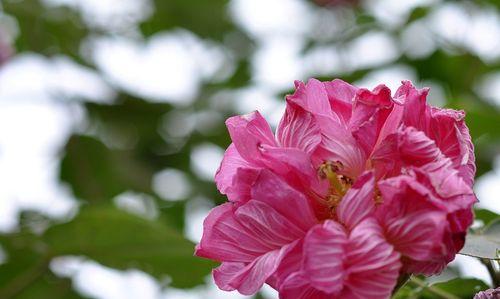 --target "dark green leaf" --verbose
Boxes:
[43,205,214,288]
[421,278,489,299]
[0,234,85,299]
[460,218,500,260]
[394,277,489,299]
[3,0,88,60]
[60,135,154,201]
[140,0,235,41]
[406,6,431,24]
[475,208,500,227]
